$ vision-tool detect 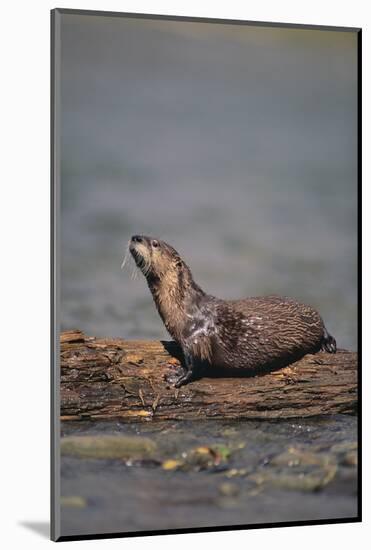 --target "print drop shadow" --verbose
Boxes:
[19,521,49,539]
